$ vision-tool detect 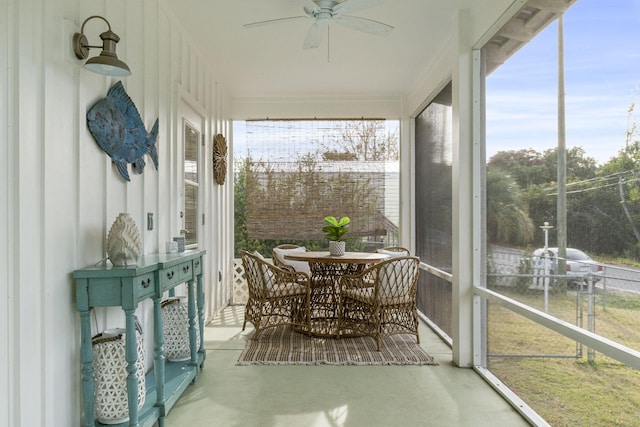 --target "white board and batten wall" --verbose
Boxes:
[0,0,232,425]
